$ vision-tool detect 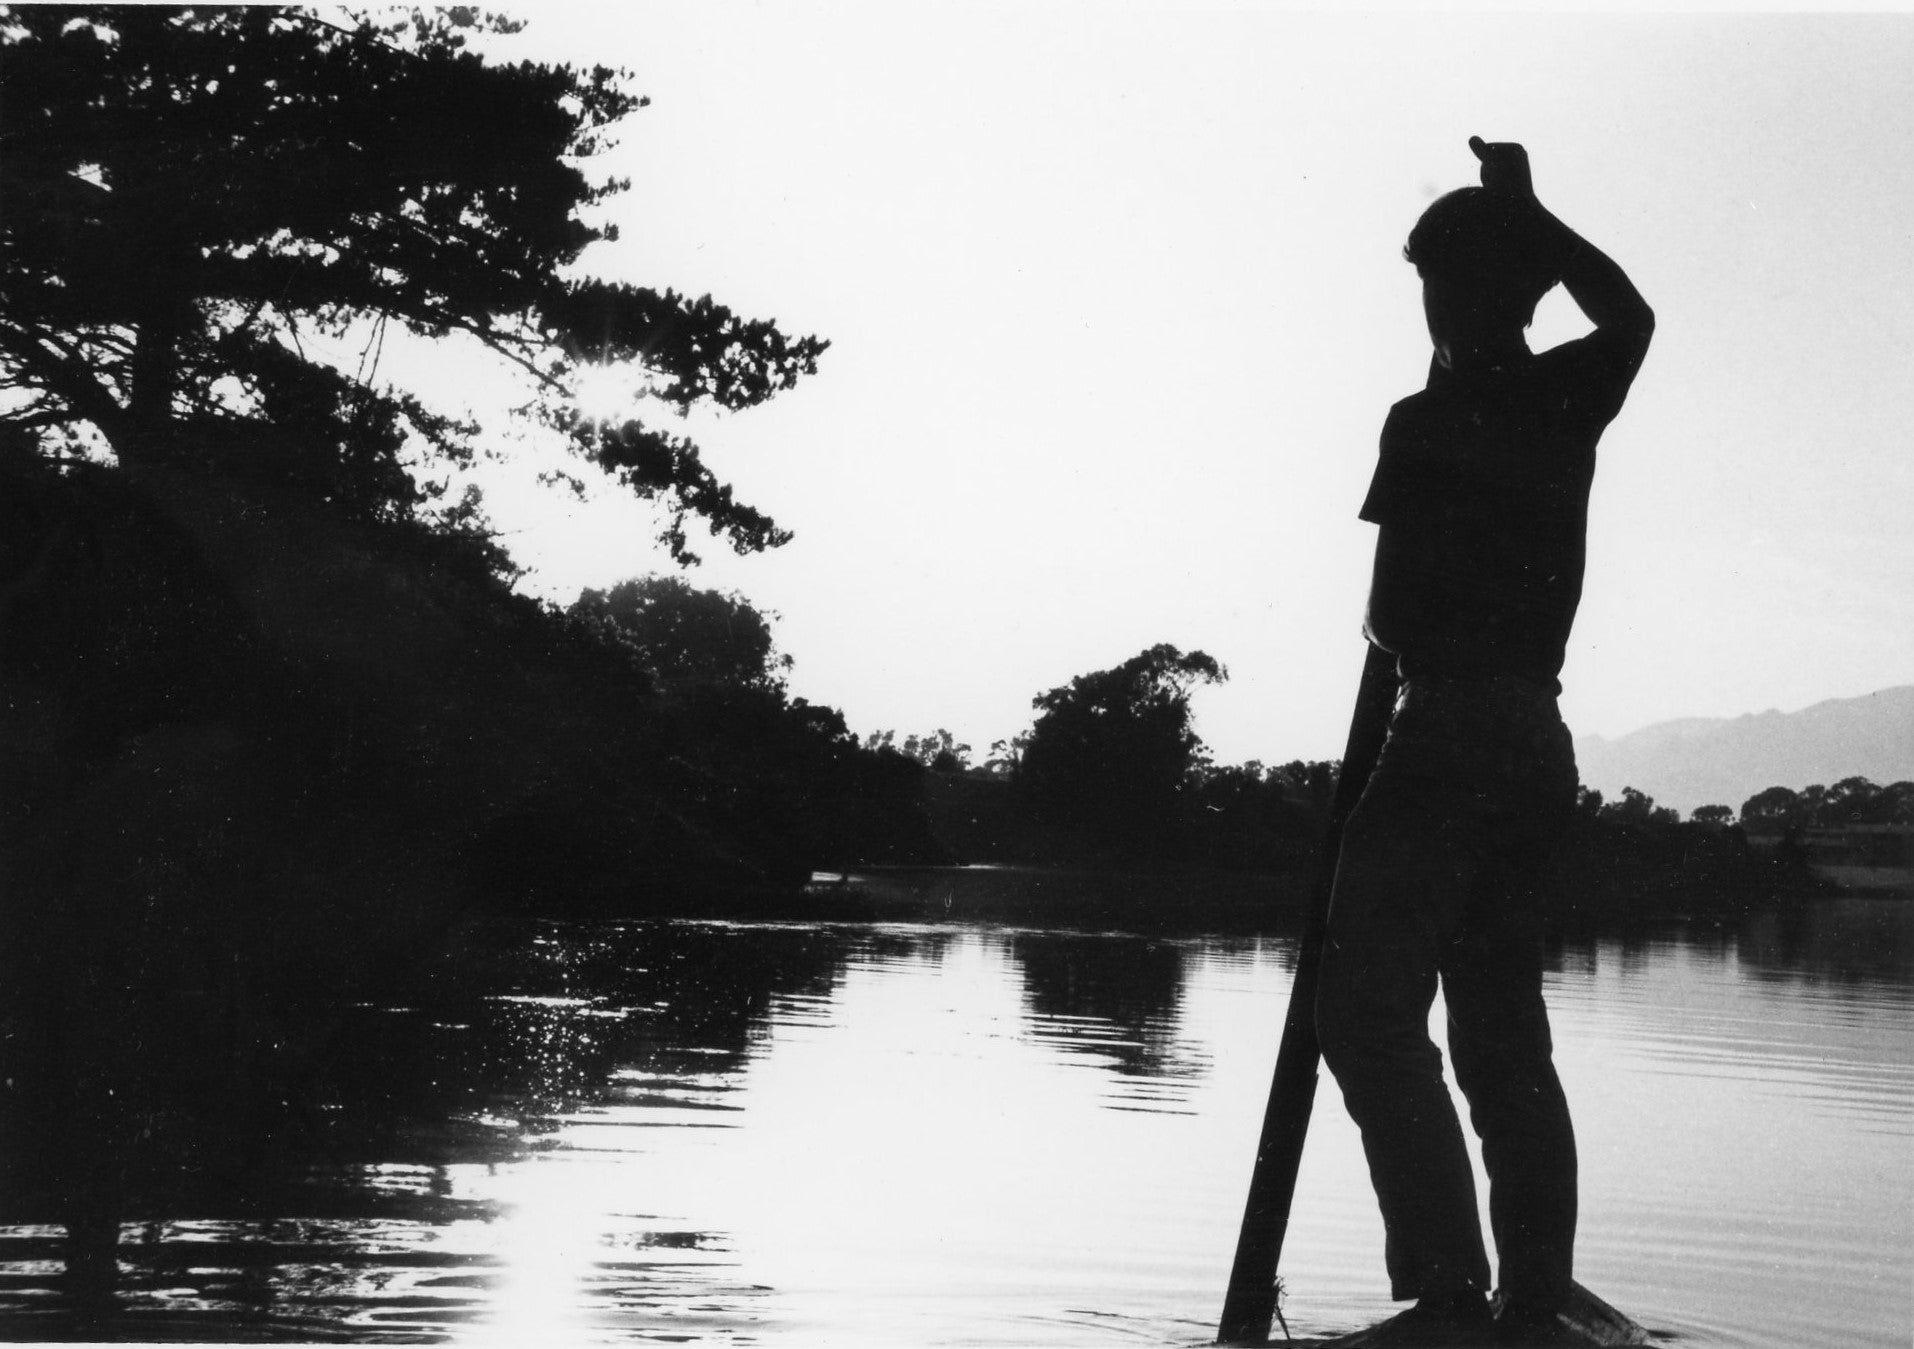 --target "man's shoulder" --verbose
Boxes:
[1534,326,1652,413]
[1384,385,1443,429]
